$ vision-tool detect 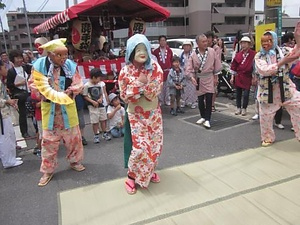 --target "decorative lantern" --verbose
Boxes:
[128,18,146,37]
[72,19,92,51]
